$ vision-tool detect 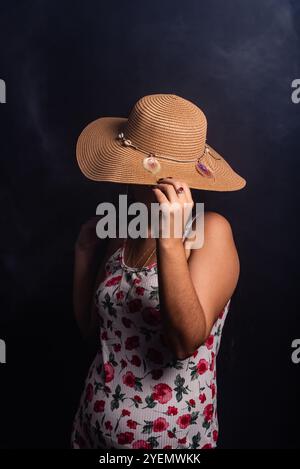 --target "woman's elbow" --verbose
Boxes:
[165,335,204,361]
